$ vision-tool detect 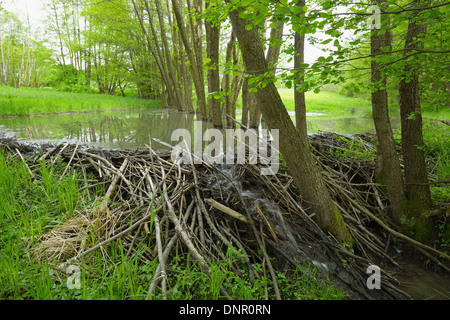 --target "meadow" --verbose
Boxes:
[1,86,447,122]
[0,87,163,116]
[275,88,449,120]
